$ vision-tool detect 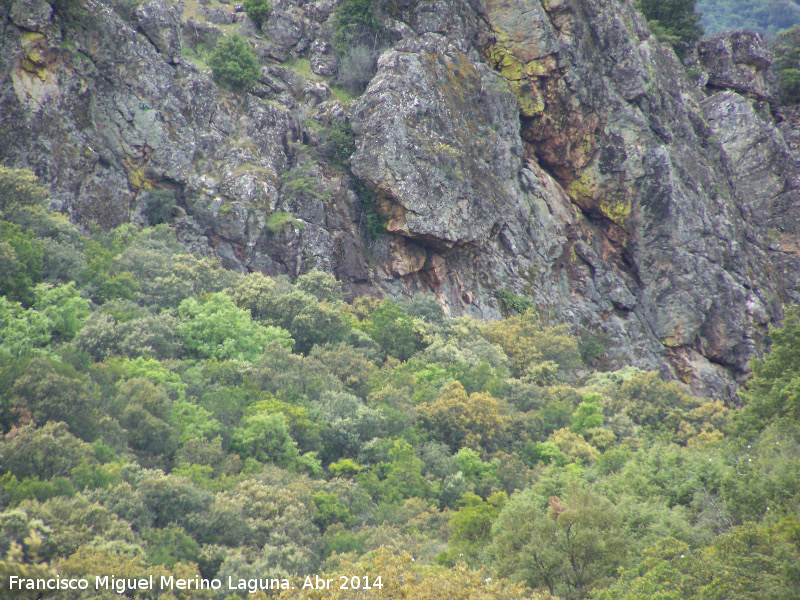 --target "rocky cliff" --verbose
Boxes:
[2,0,799,399]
